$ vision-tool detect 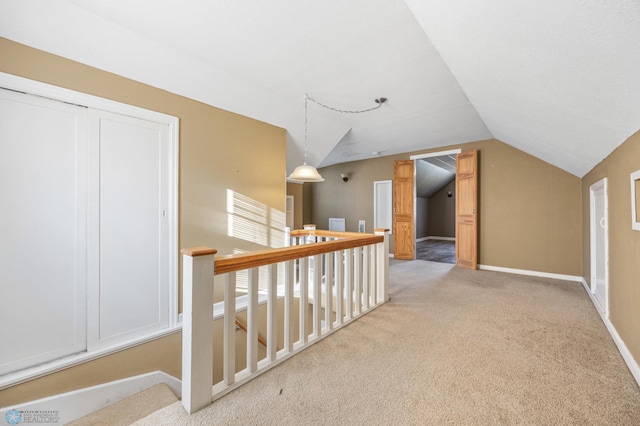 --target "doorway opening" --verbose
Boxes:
[411,149,460,264]
[590,178,609,317]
